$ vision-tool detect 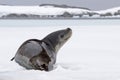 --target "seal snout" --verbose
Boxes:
[66,28,72,36]
[66,28,72,31]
